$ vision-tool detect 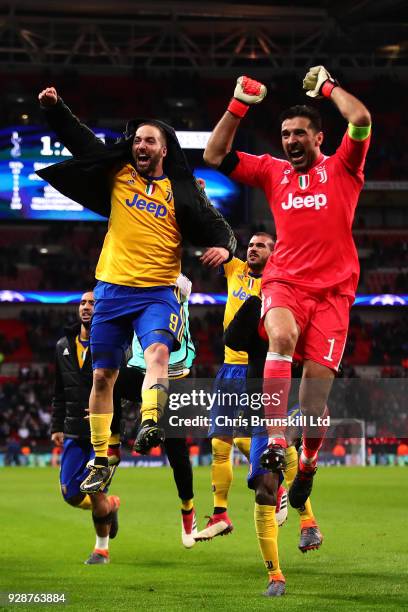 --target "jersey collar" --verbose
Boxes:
[306,152,325,172]
[145,173,167,181]
[129,163,167,182]
[246,262,262,278]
